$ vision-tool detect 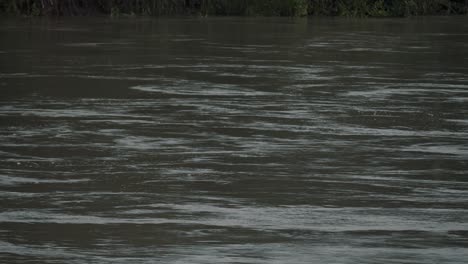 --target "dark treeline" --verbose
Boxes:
[1,0,468,17]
